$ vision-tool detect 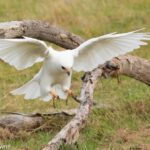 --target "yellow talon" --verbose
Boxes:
[50,91,59,108]
[67,89,73,96]
[65,89,76,105]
